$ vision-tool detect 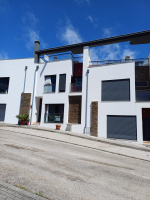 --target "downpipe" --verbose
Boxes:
[30,65,39,125]
[84,69,89,134]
